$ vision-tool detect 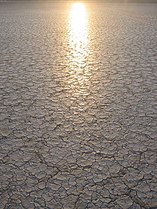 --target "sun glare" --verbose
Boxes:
[72,2,86,12]
[69,2,88,49]
[67,2,89,93]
